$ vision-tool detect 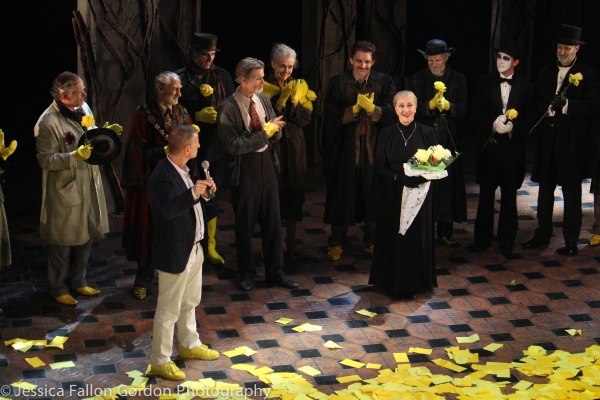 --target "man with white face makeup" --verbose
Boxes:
[469,41,536,255]
[524,24,599,256]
